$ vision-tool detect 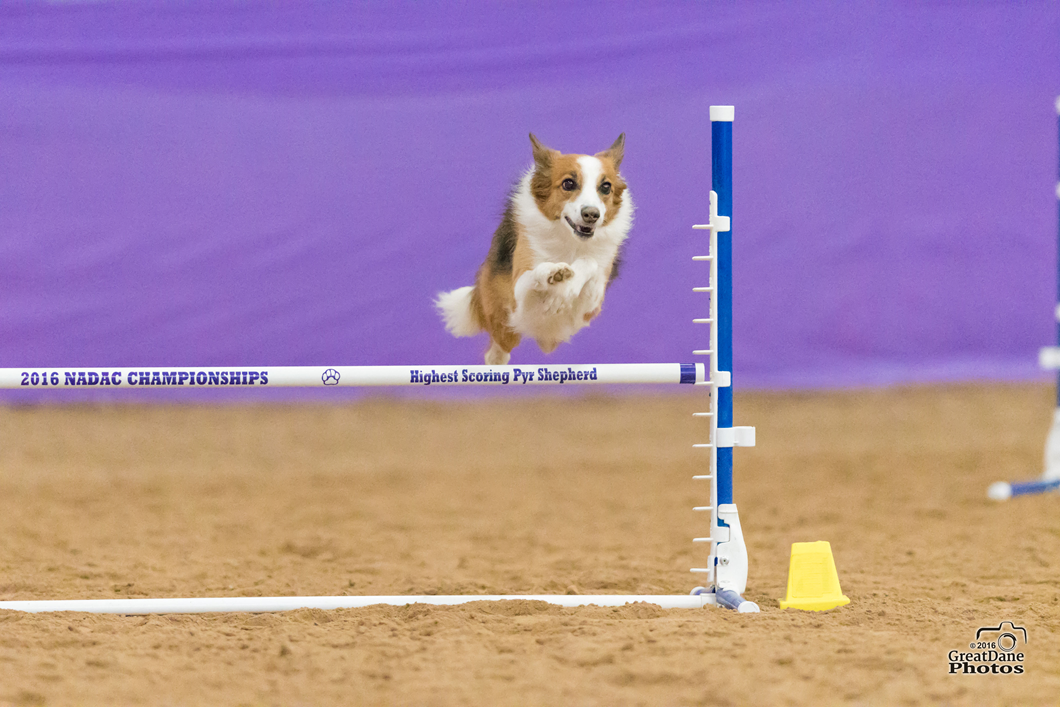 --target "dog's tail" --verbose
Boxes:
[435,285,482,337]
